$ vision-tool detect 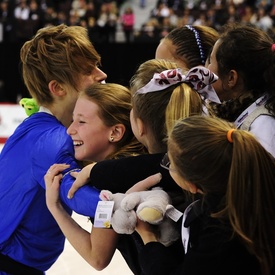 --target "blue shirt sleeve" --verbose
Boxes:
[32,125,100,217]
[59,173,100,217]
